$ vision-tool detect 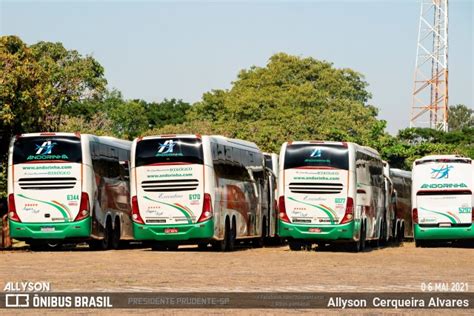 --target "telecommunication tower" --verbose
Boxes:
[410,0,449,131]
